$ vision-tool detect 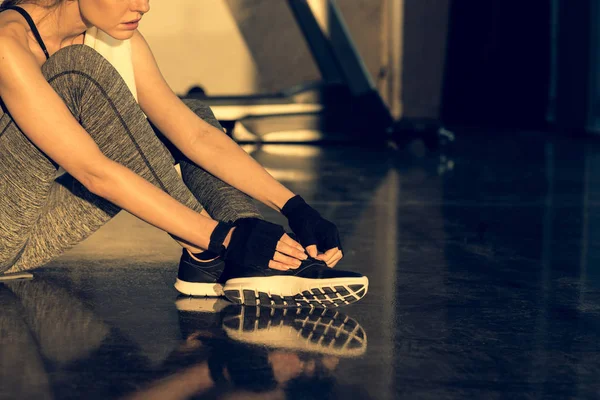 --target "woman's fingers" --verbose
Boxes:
[327,251,343,268]
[268,247,343,270]
[268,260,292,271]
[266,234,308,271]
[316,248,342,267]
[272,251,302,269]
[306,244,318,258]
[276,237,307,262]
[267,234,346,270]
[279,233,305,252]
[269,250,304,270]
